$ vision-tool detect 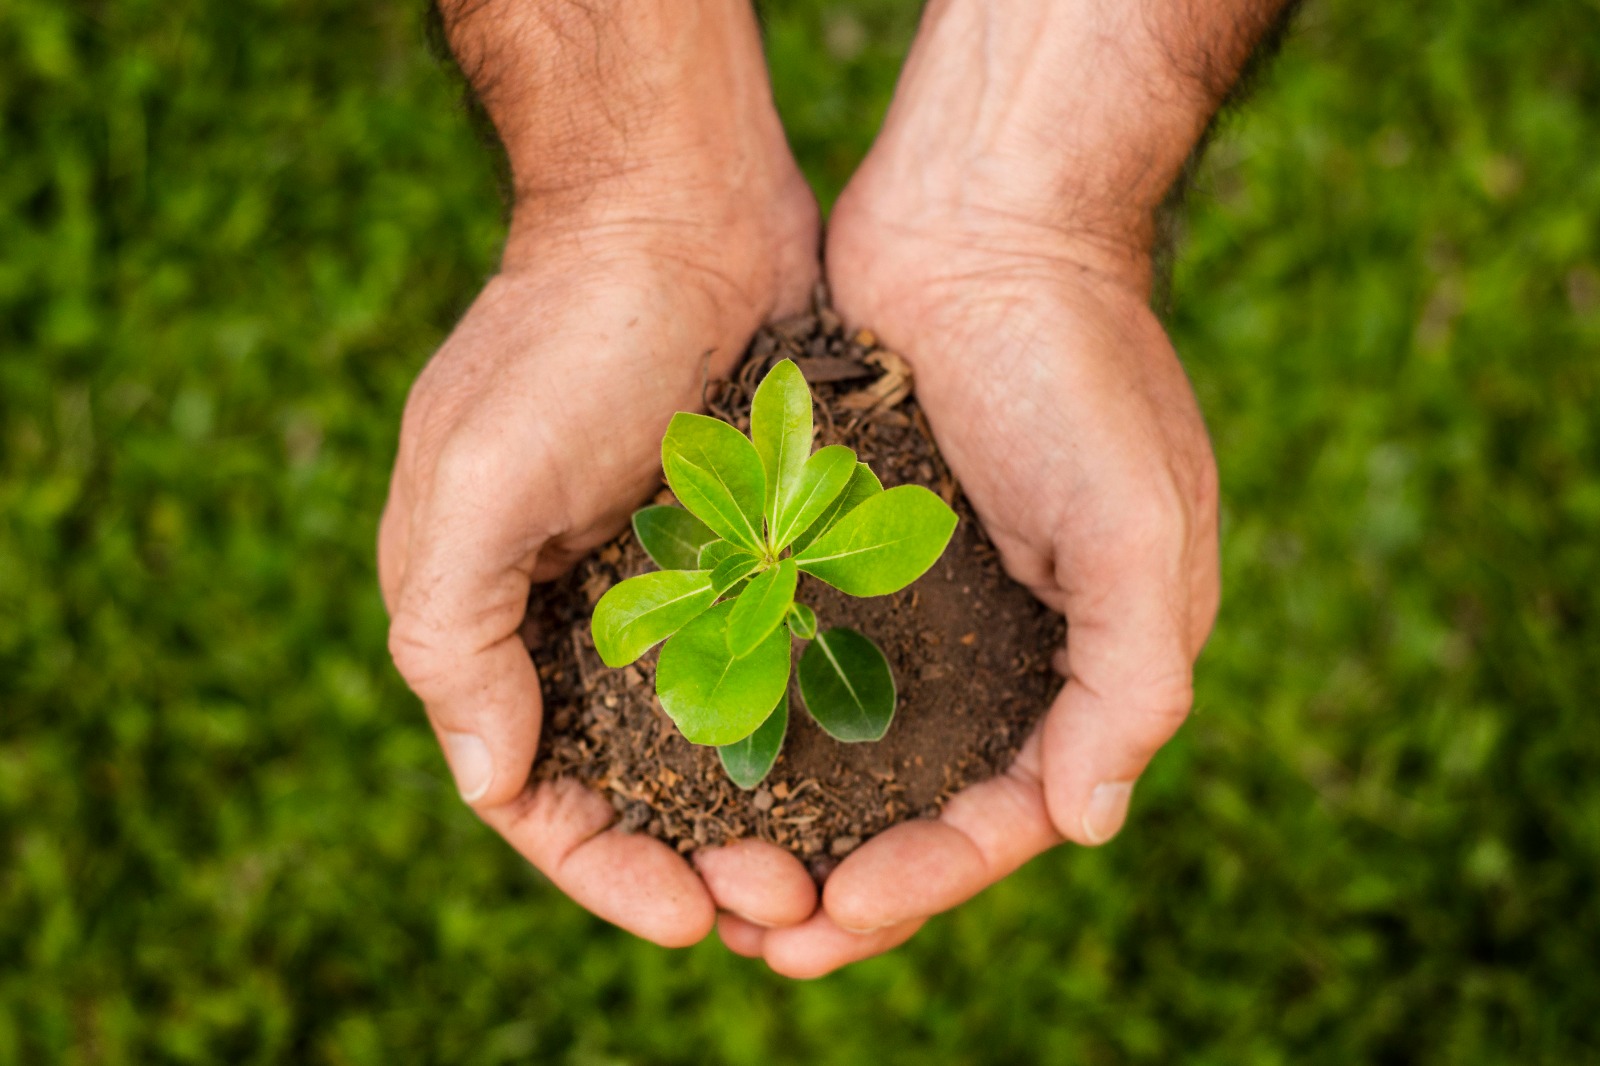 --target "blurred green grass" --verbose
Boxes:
[3,0,1598,1061]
